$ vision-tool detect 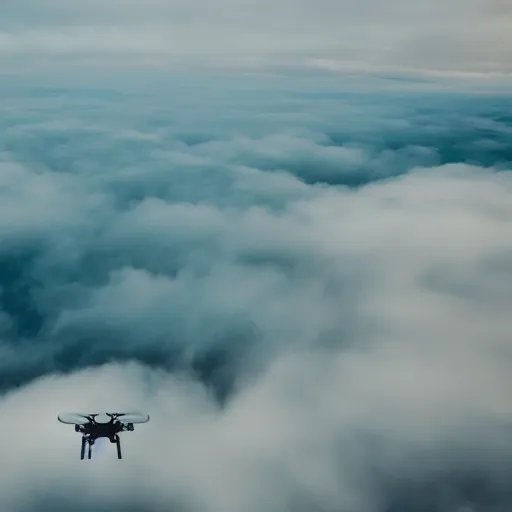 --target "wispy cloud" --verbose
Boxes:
[0,0,511,77]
